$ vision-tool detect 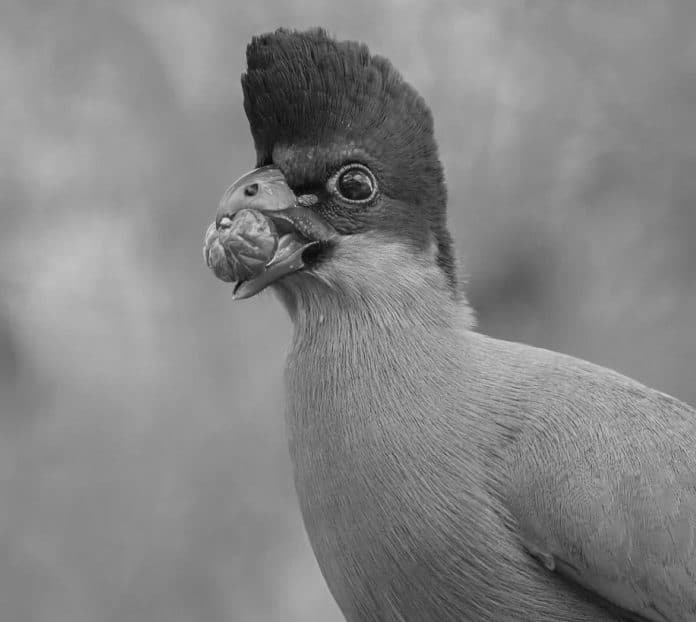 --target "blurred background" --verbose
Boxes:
[1,1,696,620]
